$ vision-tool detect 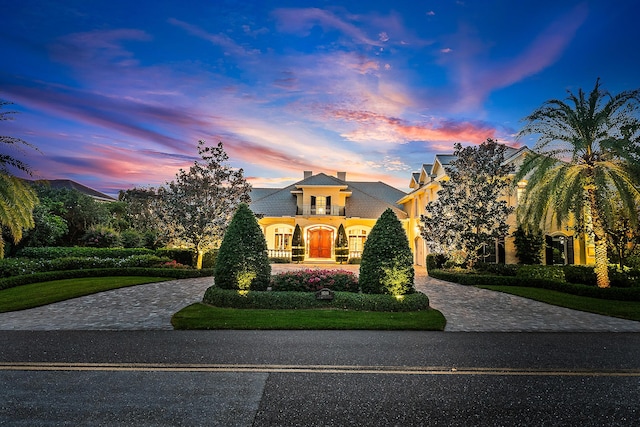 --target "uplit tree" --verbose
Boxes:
[334,224,348,264]
[359,208,414,295]
[421,139,514,268]
[214,203,271,291]
[119,187,169,249]
[161,140,251,268]
[291,224,304,263]
[515,79,640,287]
